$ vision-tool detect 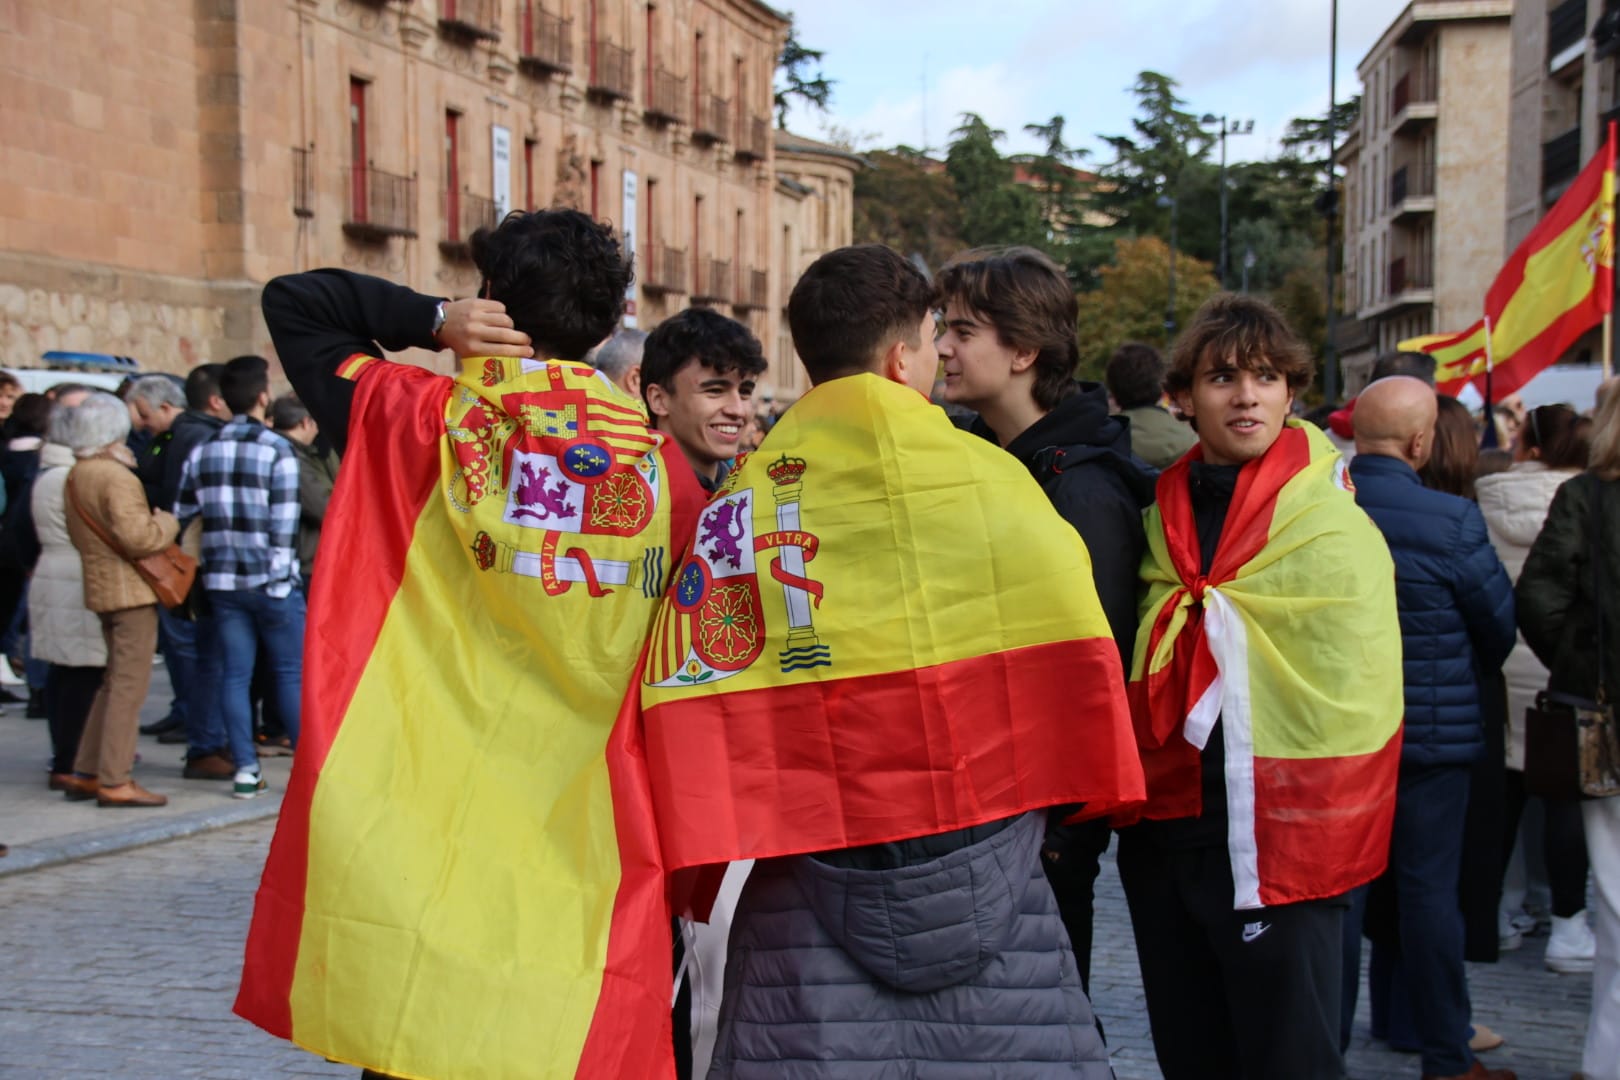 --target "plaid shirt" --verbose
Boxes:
[175,416,301,597]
